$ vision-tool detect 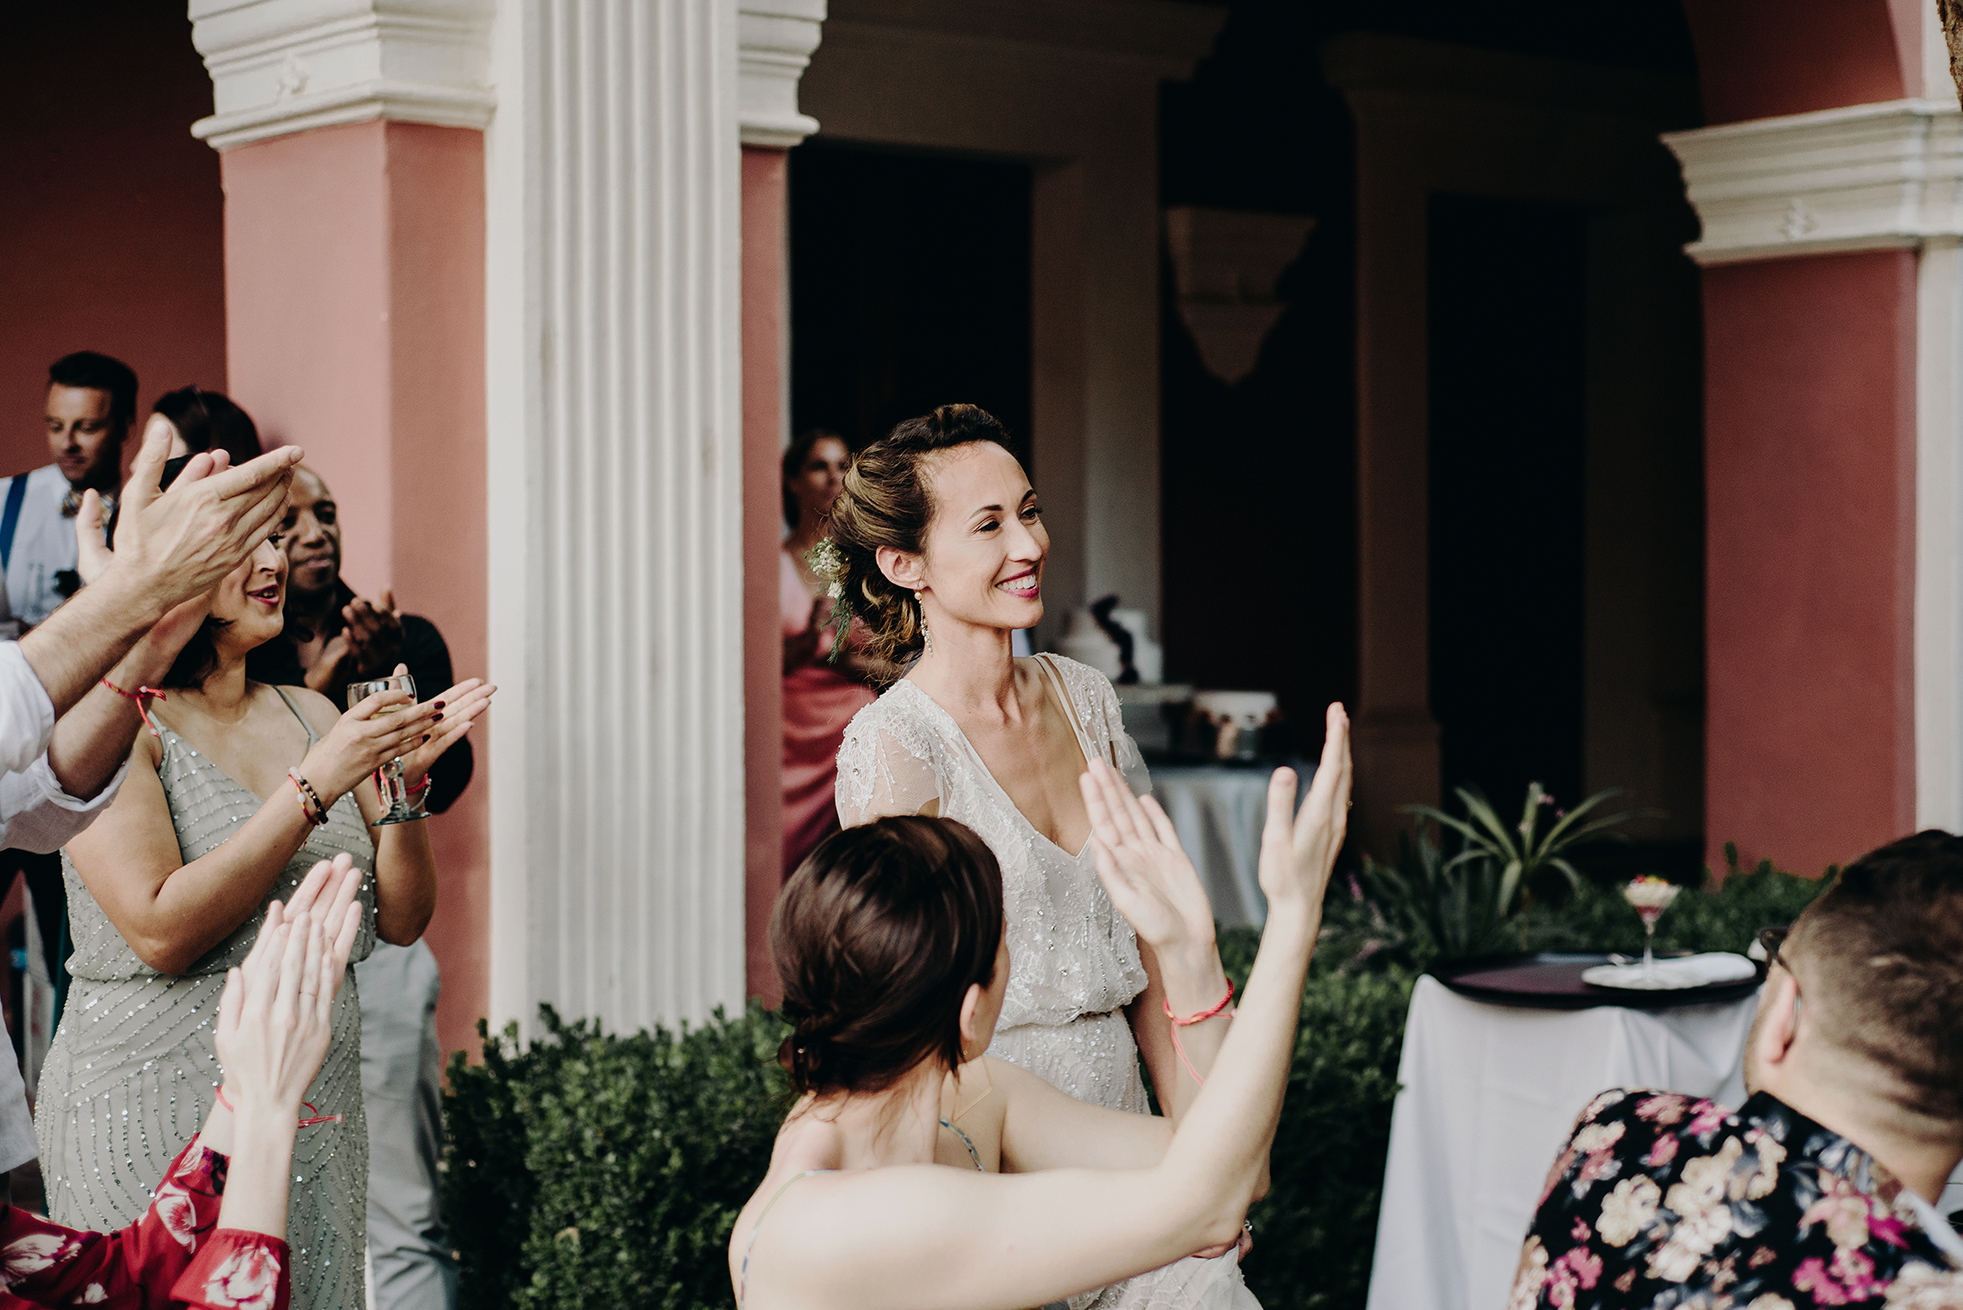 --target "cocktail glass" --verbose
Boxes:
[1622,875,1681,987]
